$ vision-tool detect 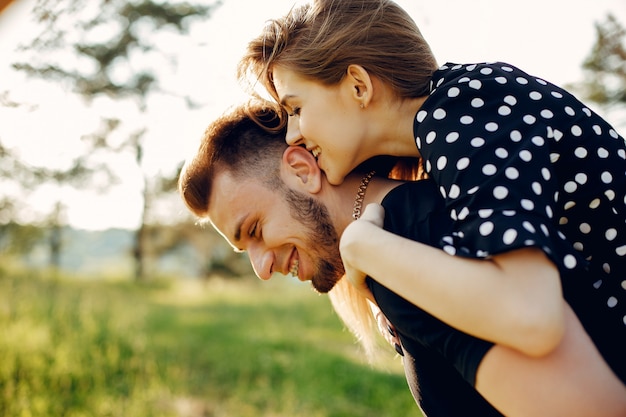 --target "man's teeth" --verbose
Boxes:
[311,147,320,159]
[289,259,299,277]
